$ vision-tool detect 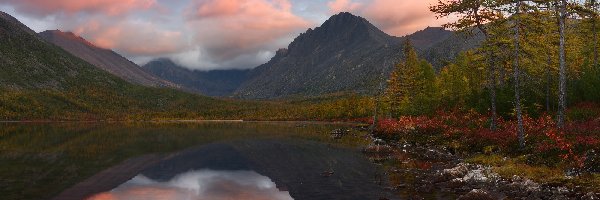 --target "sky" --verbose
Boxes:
[0,0,453,71]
